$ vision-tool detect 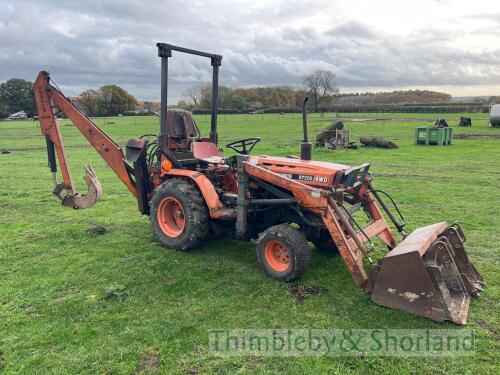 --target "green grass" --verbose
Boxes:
[0,113,498,374]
